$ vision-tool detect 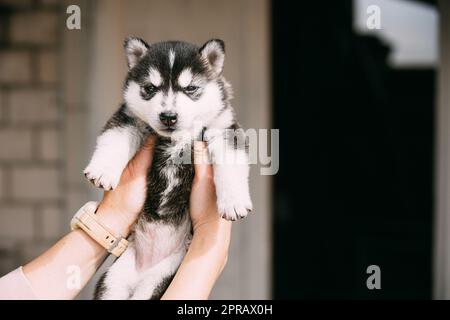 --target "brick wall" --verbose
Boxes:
[0,0,64,274]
